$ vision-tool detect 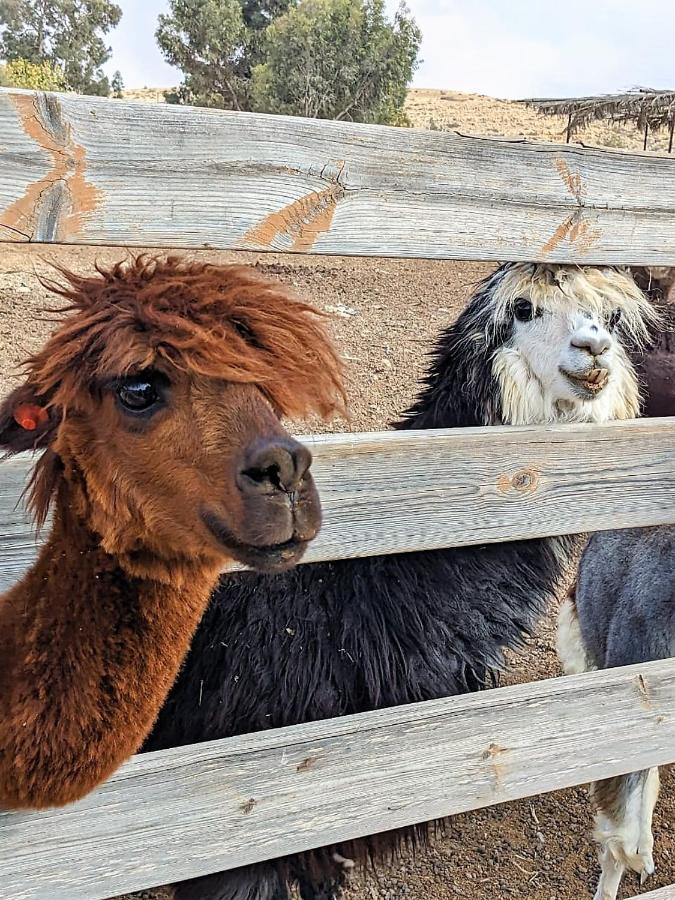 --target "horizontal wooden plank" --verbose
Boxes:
[1,89,675,264]
[0,659,673,899]
[2,418,674,593]
[627,889,675,900]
